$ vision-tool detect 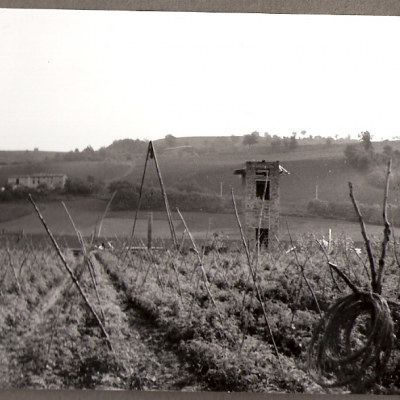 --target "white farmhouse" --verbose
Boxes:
[7,173,67,190]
